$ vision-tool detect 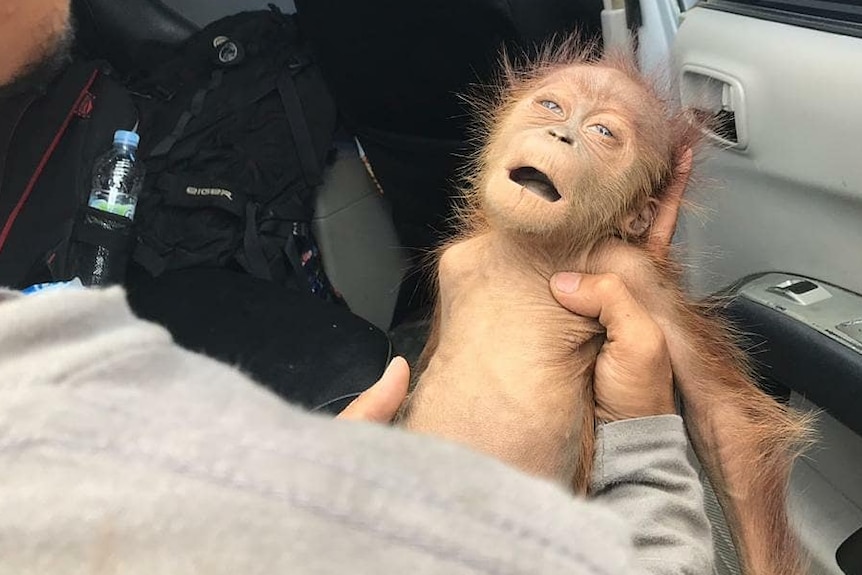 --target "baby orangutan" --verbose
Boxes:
[397,41,811,575]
